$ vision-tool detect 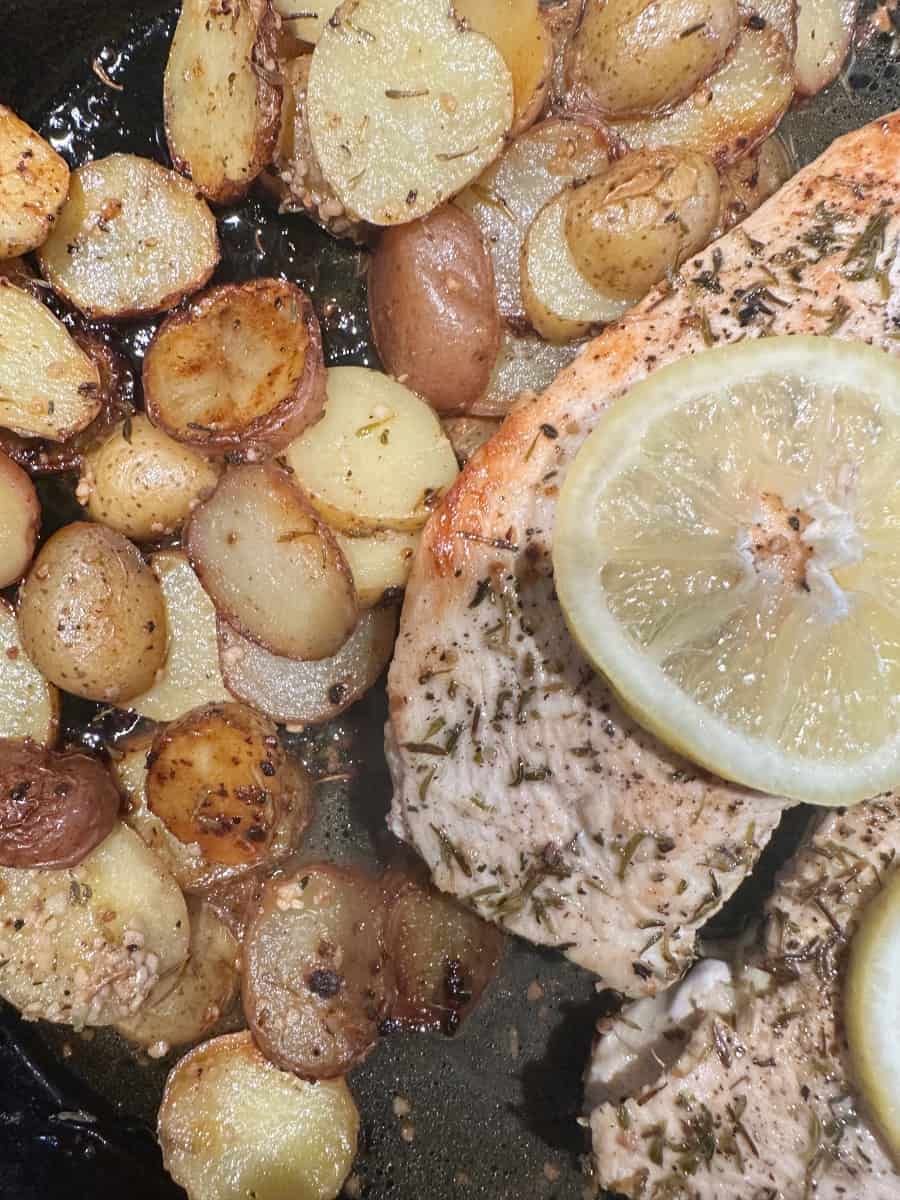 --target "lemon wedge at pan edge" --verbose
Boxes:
[846,867,900,1164]
[552,335,900,806]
